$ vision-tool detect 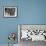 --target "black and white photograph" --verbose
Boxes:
[18,25,46,46]
[4,6,17,17]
